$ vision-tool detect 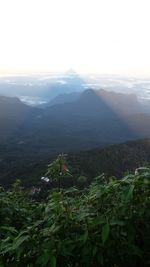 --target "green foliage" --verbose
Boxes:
[45,153,72,190]
[77,175,87,184]
[1,166,150,266]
